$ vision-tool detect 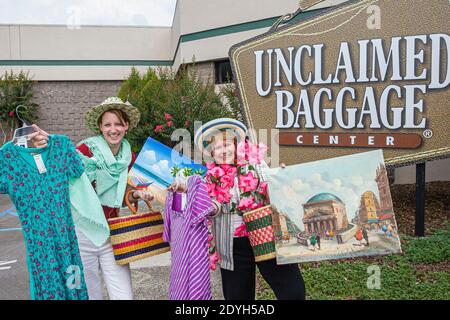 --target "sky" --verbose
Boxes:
[0,0,177,26]
[267,150,386,229]
[135,137,206,186]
